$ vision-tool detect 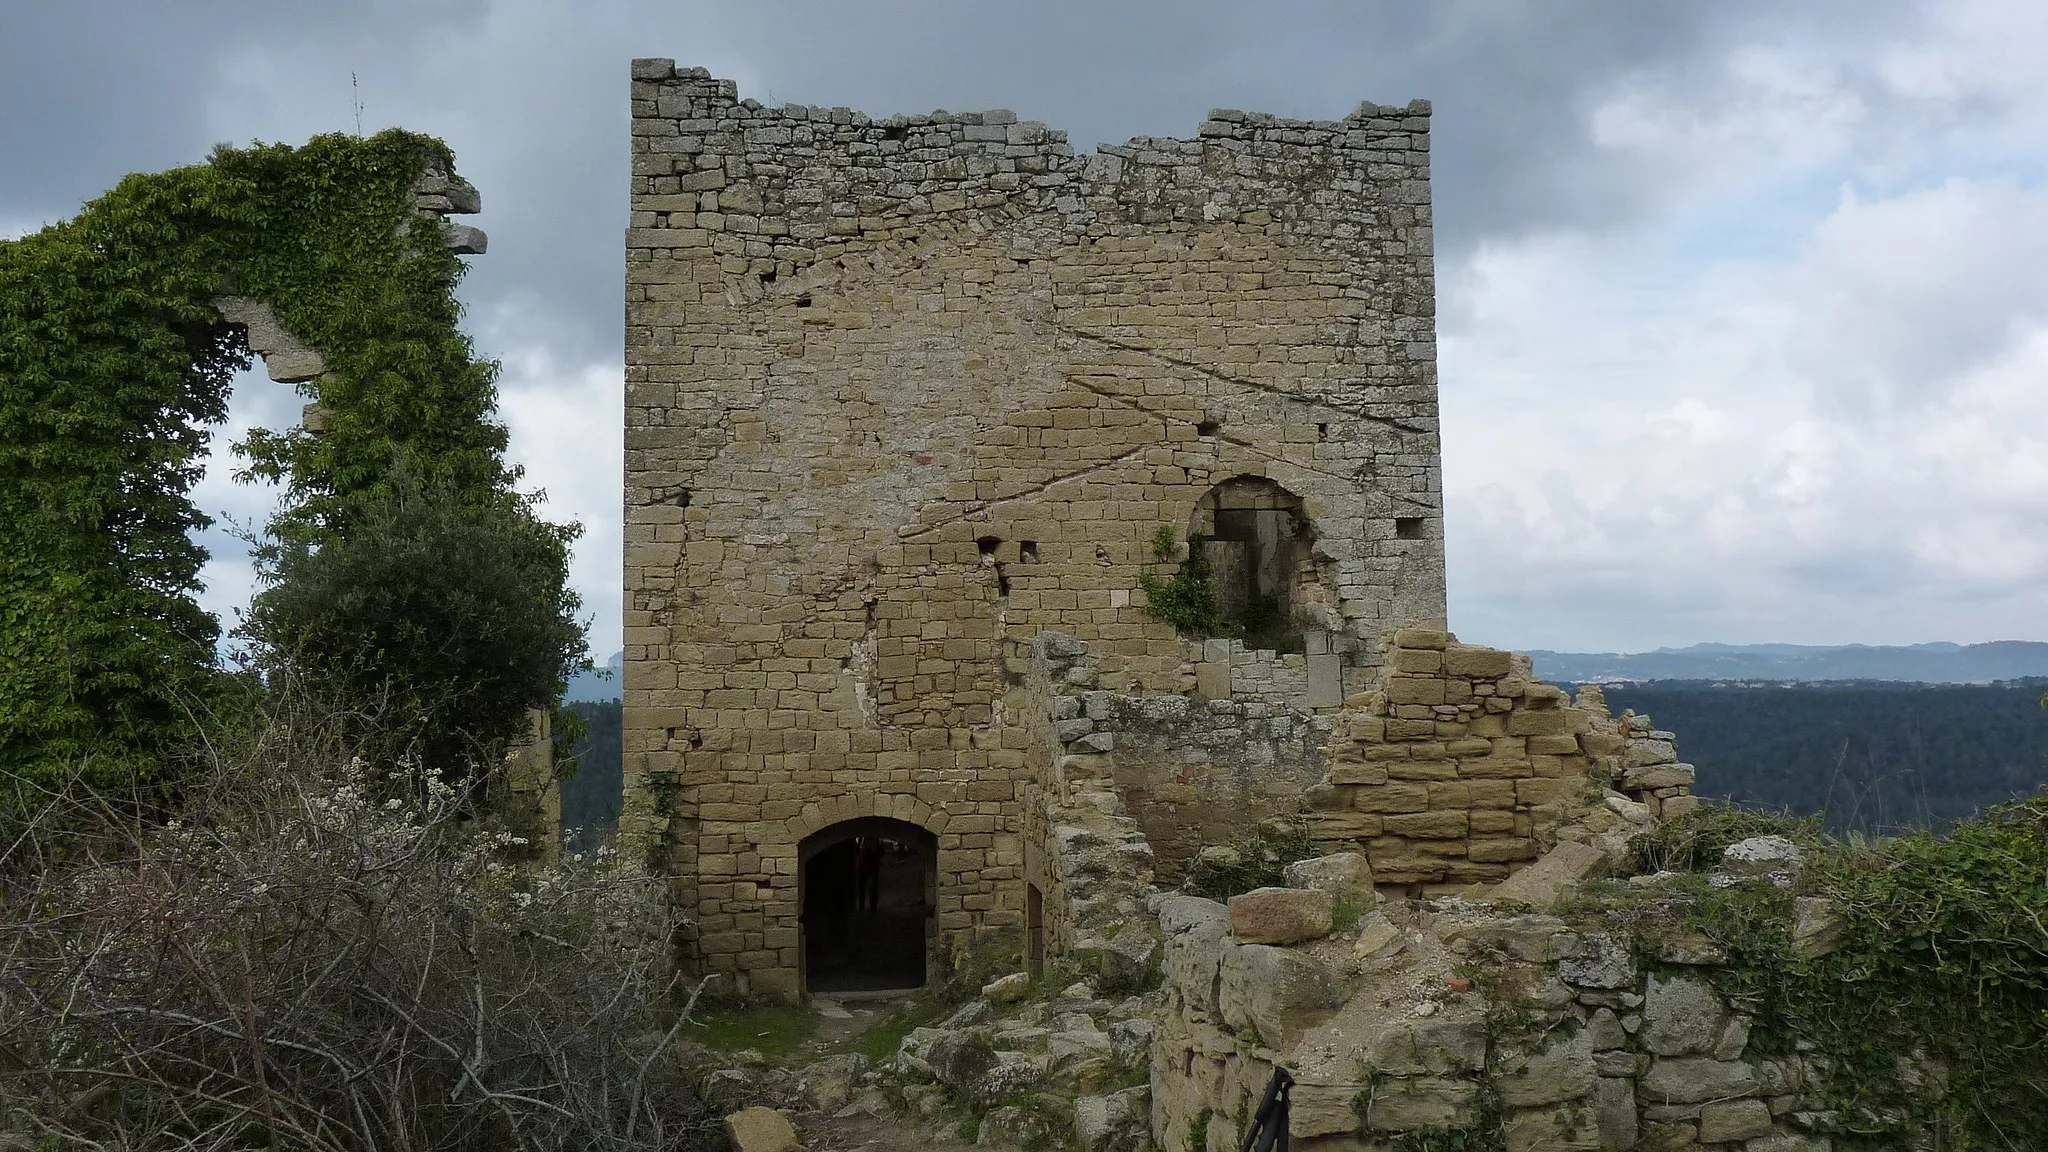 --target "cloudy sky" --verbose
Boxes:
[6,0,2044,655]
